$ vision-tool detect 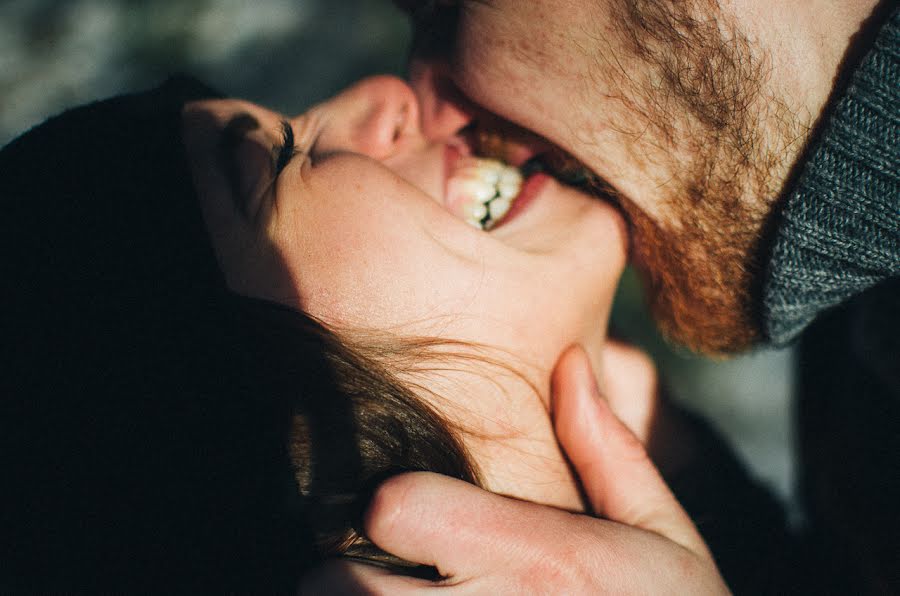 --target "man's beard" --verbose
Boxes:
[620,192,767,354]
[600,0,807,354]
